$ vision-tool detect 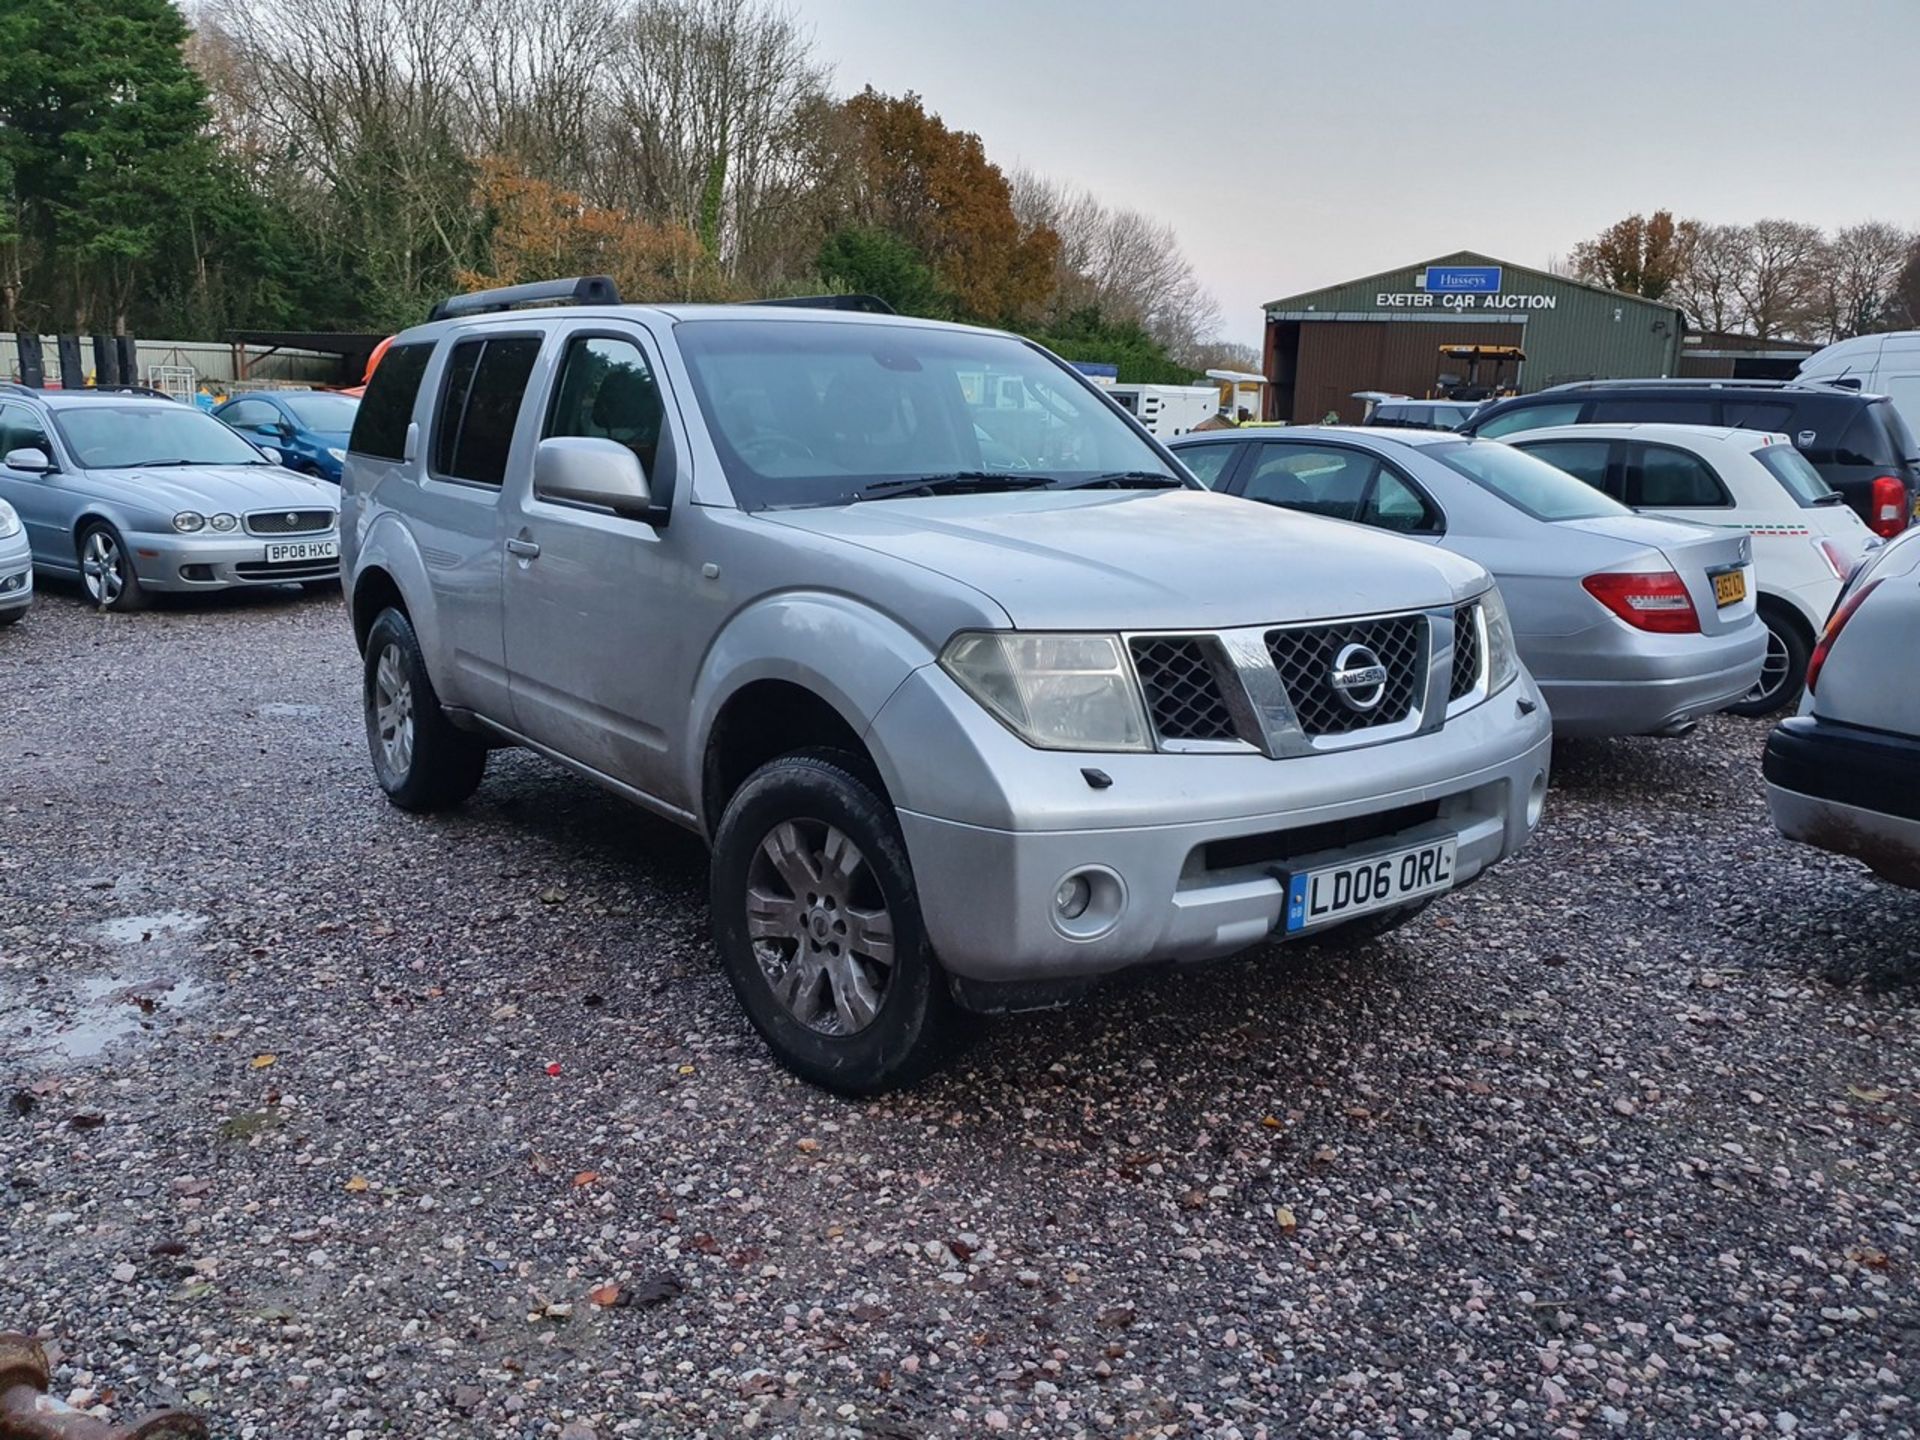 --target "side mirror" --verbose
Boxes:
[3,447,51,473]
[1796,430,1817,449]
[257,446,284,466]
[273,422,296,440]
[533,437,653,518]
